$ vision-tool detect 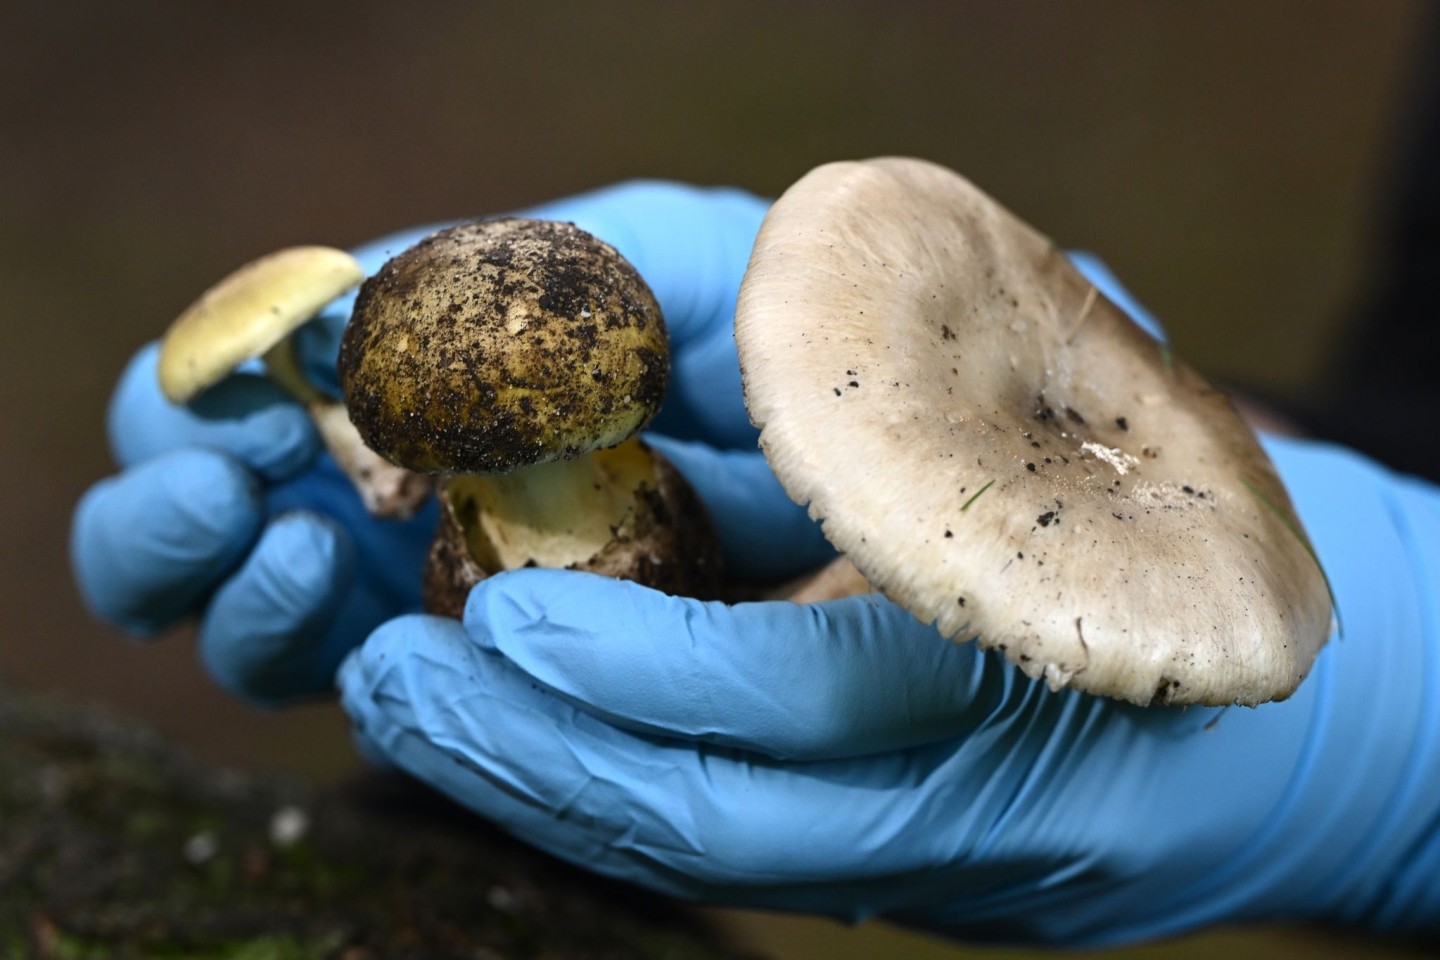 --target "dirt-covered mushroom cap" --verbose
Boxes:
[735,157,1333,707]
[158,246,364,404]
[339,219,668,475]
